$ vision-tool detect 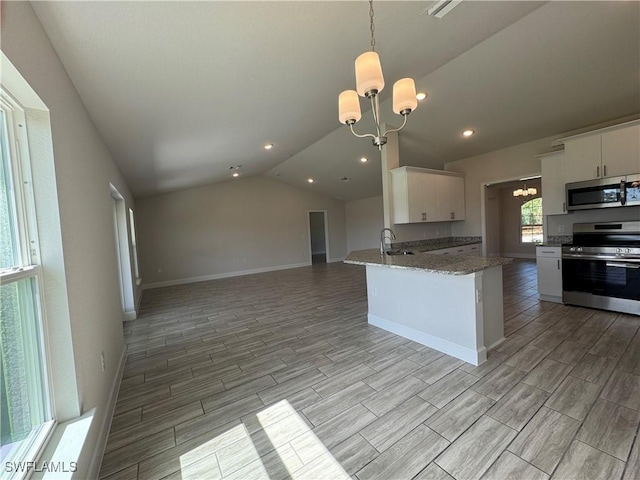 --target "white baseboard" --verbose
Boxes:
[123,310,137,321]
[86,345,127,479]
[143,262,311,290]
[368,313,486,366]
[329,256,346,263]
